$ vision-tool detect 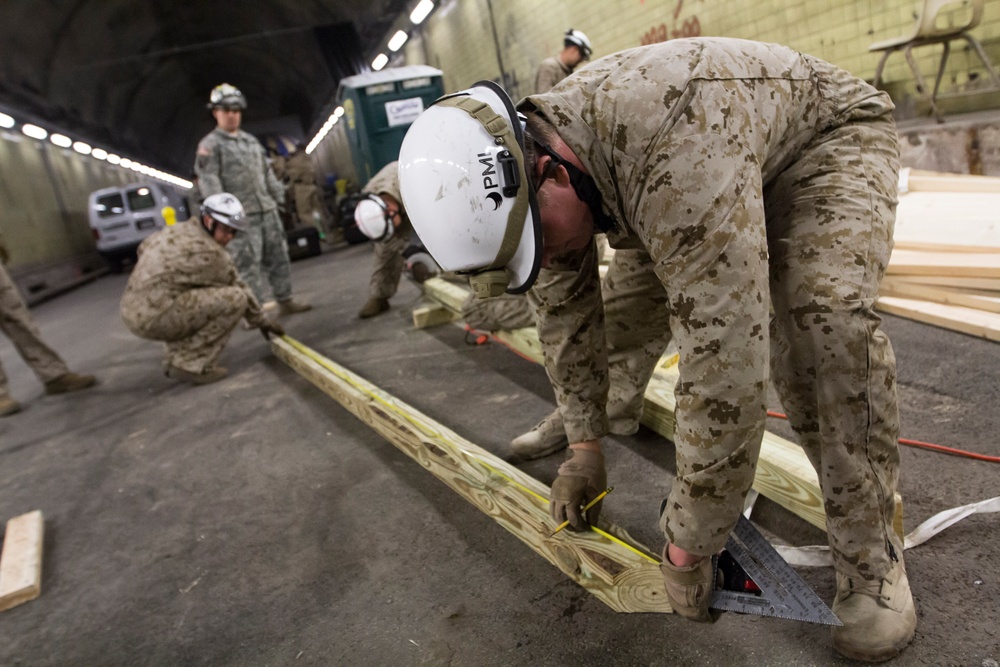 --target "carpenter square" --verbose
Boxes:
[710,515,841,625]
